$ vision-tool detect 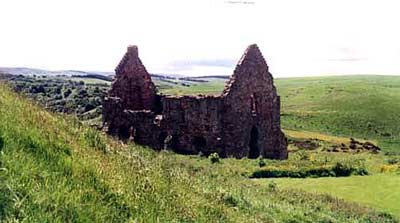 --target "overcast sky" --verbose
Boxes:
[1,0,400,77]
